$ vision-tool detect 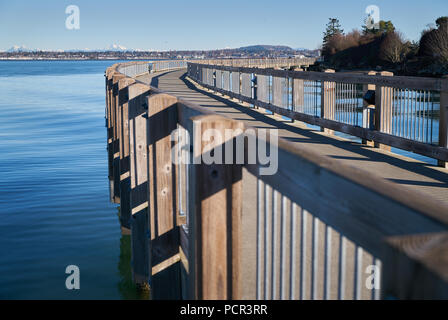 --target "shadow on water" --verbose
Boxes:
[117,207,151,300]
